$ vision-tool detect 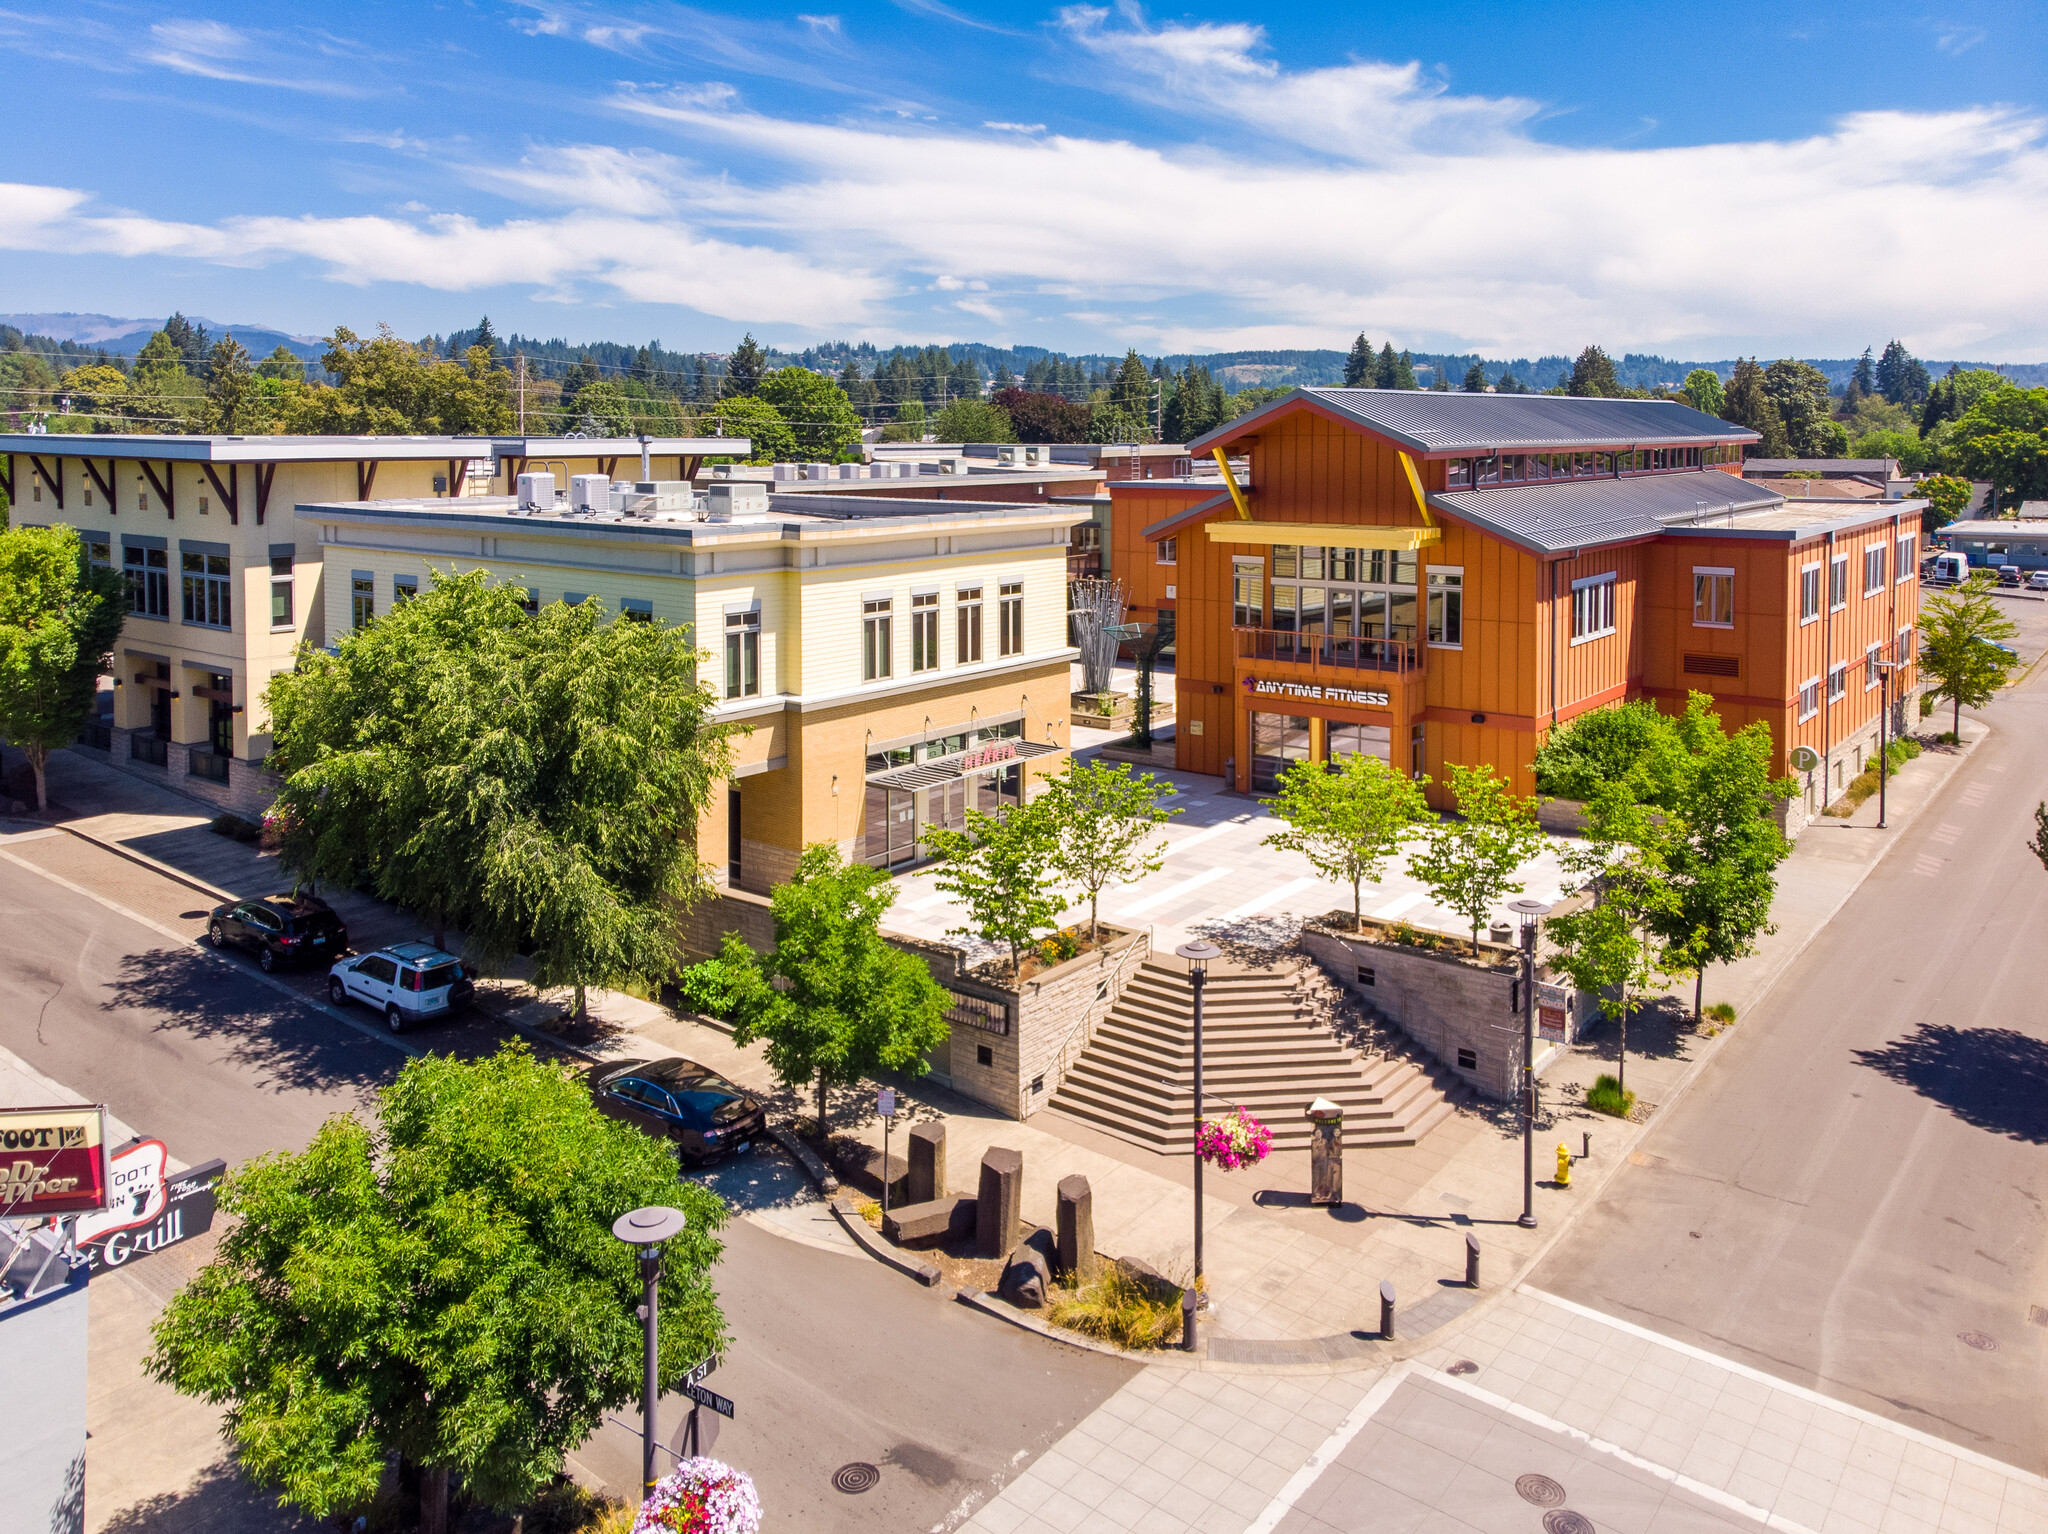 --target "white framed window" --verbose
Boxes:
[1426,566,1463,648]
[1156,537,1178,565]
[1863,545,1884,595]
[1896,534,1916,582]
[725,607,760,698]
[862,596,893,681]
[393,573,419,604]
[998,581,1024,657]
[1800,563,1821,623]
[1827,662,1847,703]
[910,590,940,672]
[956,584,983,664]
[1865,642,1882,690]
[1569,572,1617,642]
[1898,625,1916,666]
[1829,554,1848,611]
[619,597,652,623]
[1232,557,1264,628]
[1798,677,1819,721]
[1692,567,1734,628]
